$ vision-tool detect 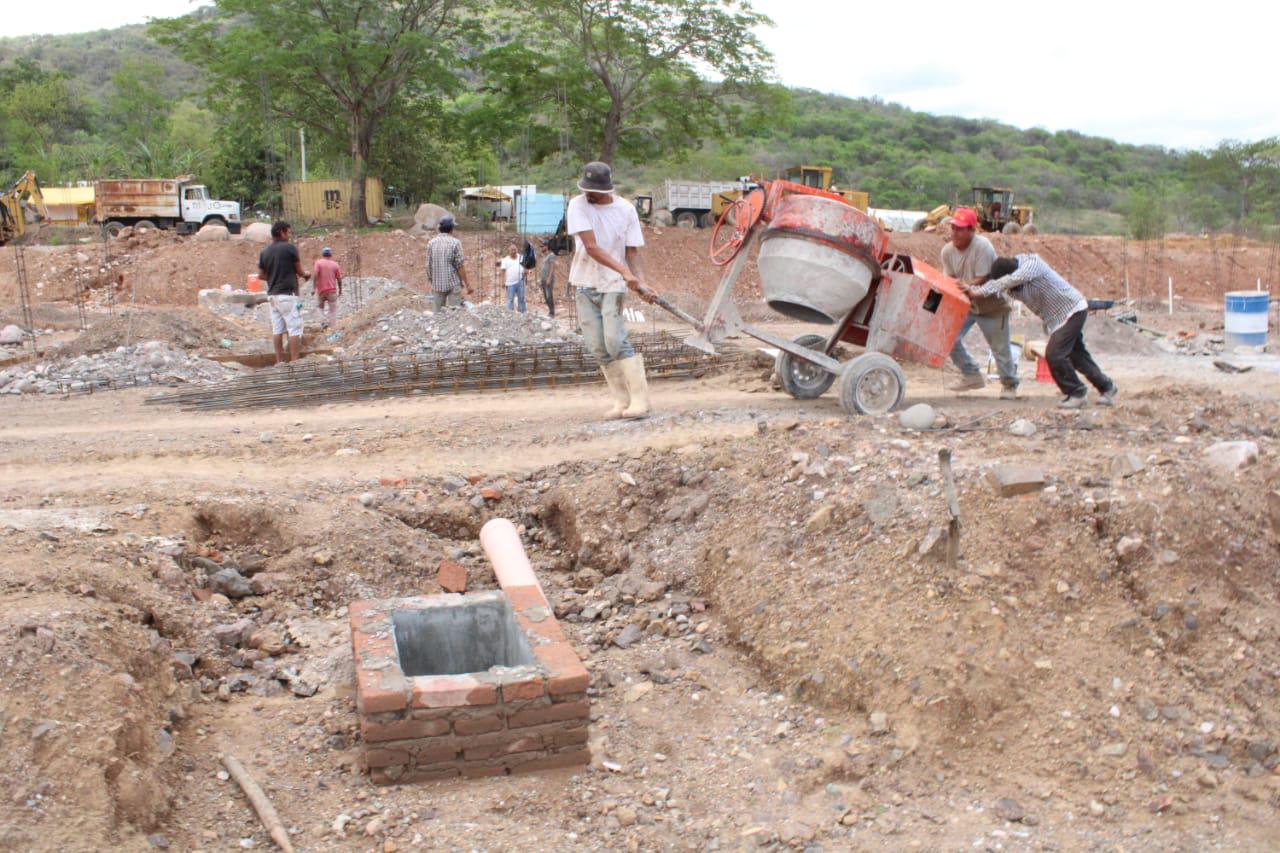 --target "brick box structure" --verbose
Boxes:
[350,580,590,784]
